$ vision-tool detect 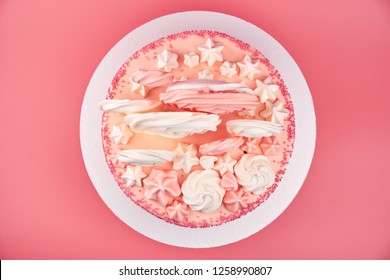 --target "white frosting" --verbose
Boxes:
[125,112,221,138]
[182,170,225,213]
[183,52,200,68]
[166,79,252,94]
[213,153,237,176]
[109,123,133,145]
[121,165,147,187]
[237,55,261,80]
[199,156,217,170]
[198,69,214,79]
[226,119,283,138]
[173,143,200,174]
[260,100,290,125]
[234,154,275,195]
[99,99,160,114]
[157,49,179,72]
[254,77,279,103]
[220,61,237,78]
[117,149,176,166]
[197,38,224,67]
